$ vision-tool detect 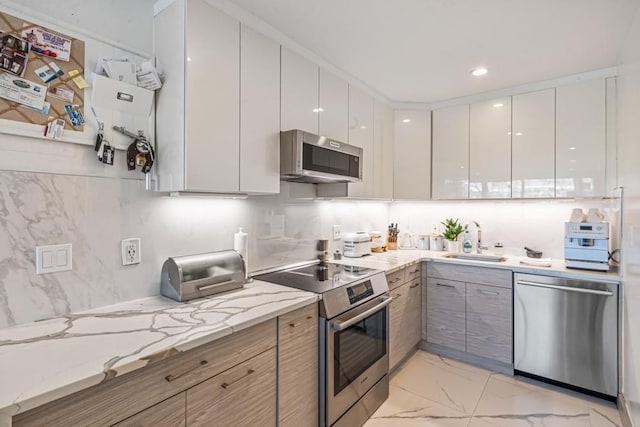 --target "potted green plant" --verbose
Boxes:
[441,218,465,252]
